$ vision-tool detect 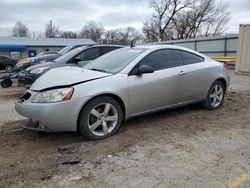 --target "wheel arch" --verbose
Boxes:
[77,93,127,130]
[215,77,227,90]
